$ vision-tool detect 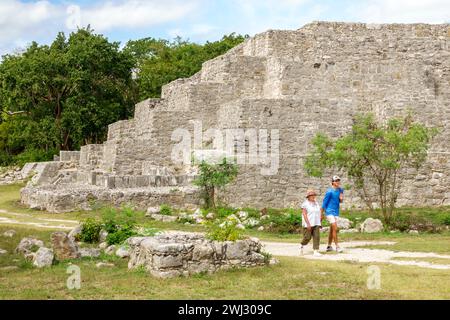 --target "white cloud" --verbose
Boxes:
[348,0,450,23]
[77,0,200,32]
